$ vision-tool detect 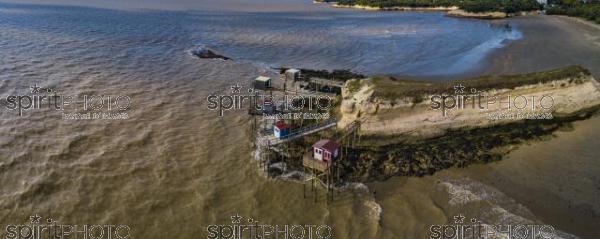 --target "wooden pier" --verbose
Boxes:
[249,69,363,204]
[257,118,337,146]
